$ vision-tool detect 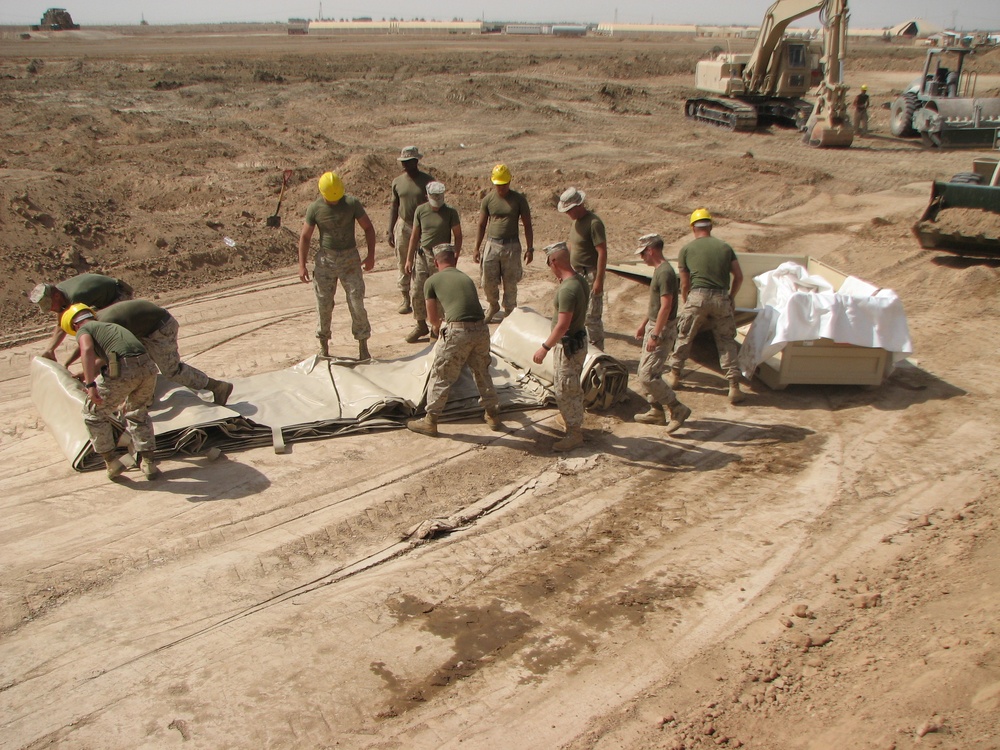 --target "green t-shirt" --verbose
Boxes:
[98,300,170,338]
[305,195,367,252]
[413,203,460,250]
[480,189,530,240]
[567,211,606,270]
[57,273,121,309]
[77,320,146,362]
[678,236,737,291]
[391,170,434,224]
[424,267,484,322]
[648,262,679,322]
[552,275,588,335]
